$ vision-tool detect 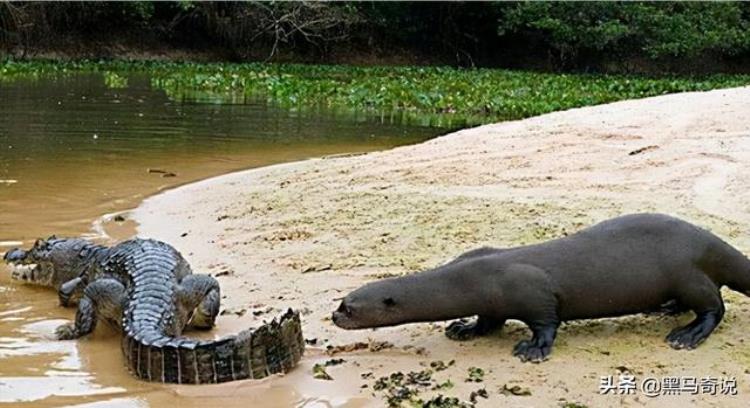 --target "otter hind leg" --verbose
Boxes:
[666,277,724,350]
[445,316,504,341]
